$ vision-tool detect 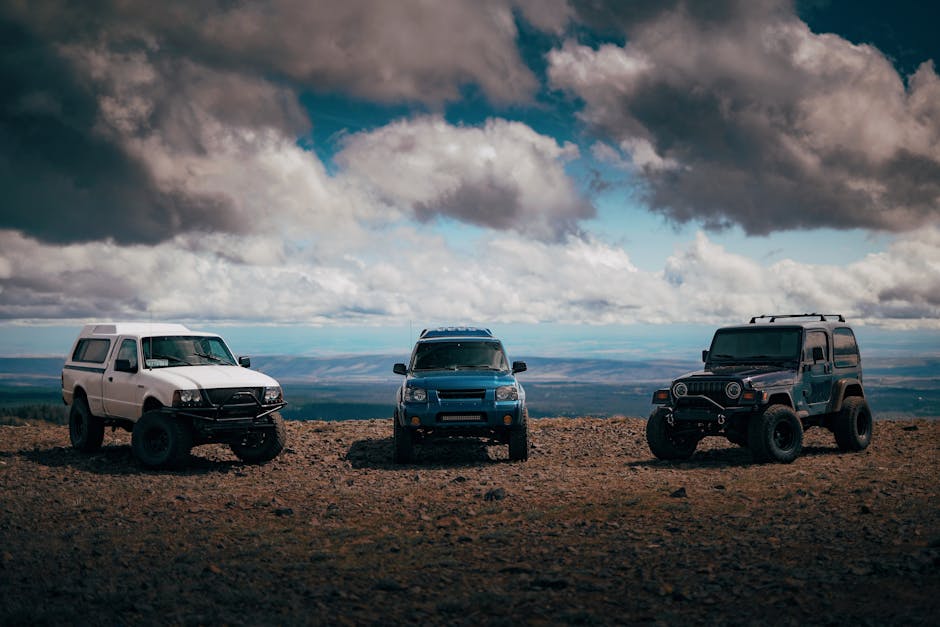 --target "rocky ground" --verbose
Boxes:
[0,417,938,626]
